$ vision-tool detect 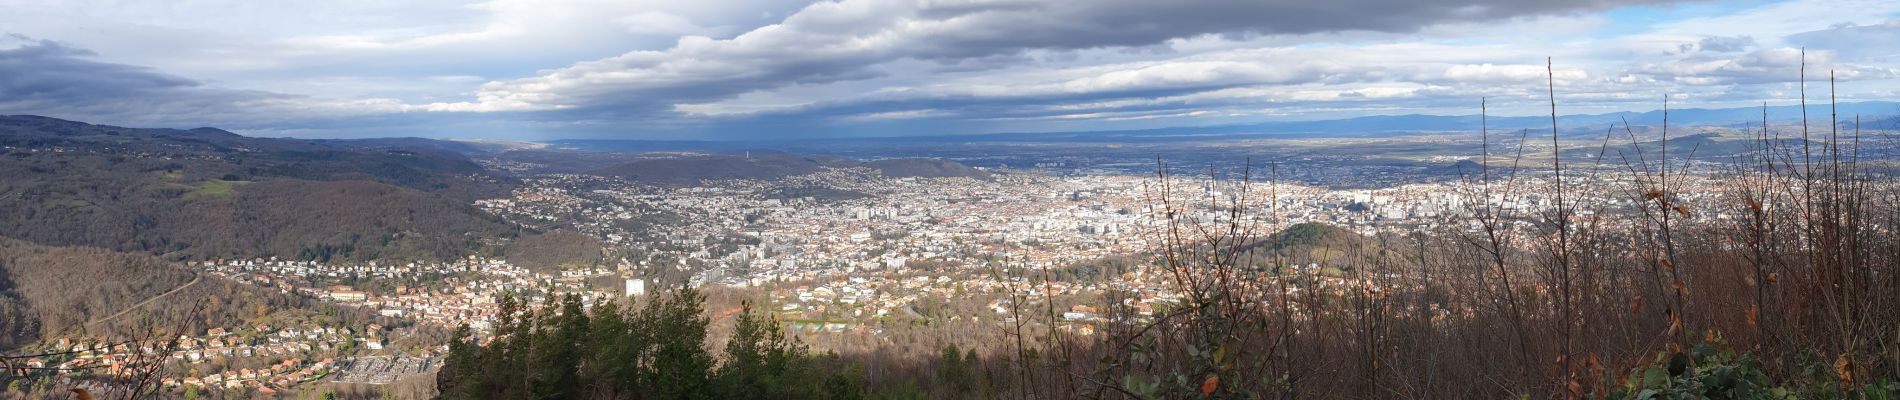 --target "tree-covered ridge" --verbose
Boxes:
[0,115,517,263]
